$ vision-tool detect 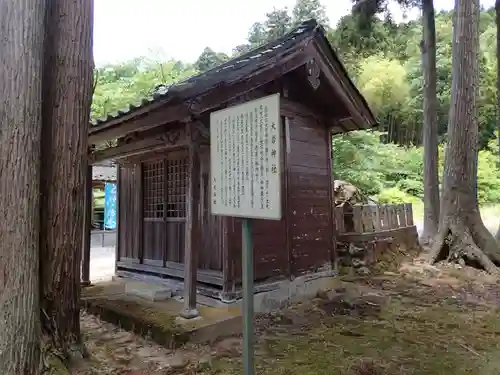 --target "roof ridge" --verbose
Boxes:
[90,18,323,127]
